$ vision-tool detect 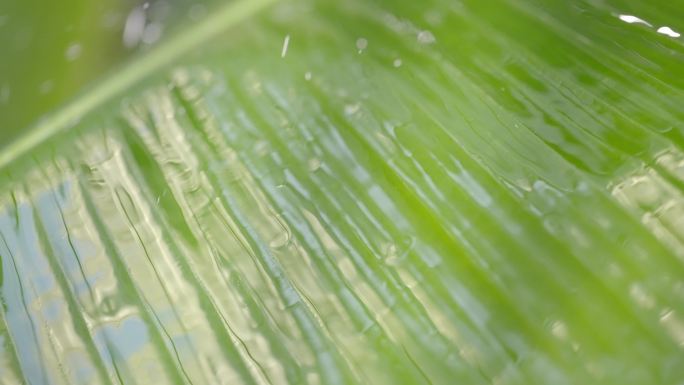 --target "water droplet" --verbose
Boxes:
[660,308,684,345]
[393,58,402,68]
[417,30,436,44]
[254,140,269,156]
[356,37,368,53]
[307,158,321,172]
[304,71,312,81]
[383,243,400,265]
[123,6,146,48]
[657,26,681,38]
[618,14,651,26]
[344,103,360,116]
[269,231,291,249]
[629,283,655,309]
[65,42,82,61]
[142,2,150,10]
[383,236,414,266]
[281,34,291,58]
[550,320,568,340]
